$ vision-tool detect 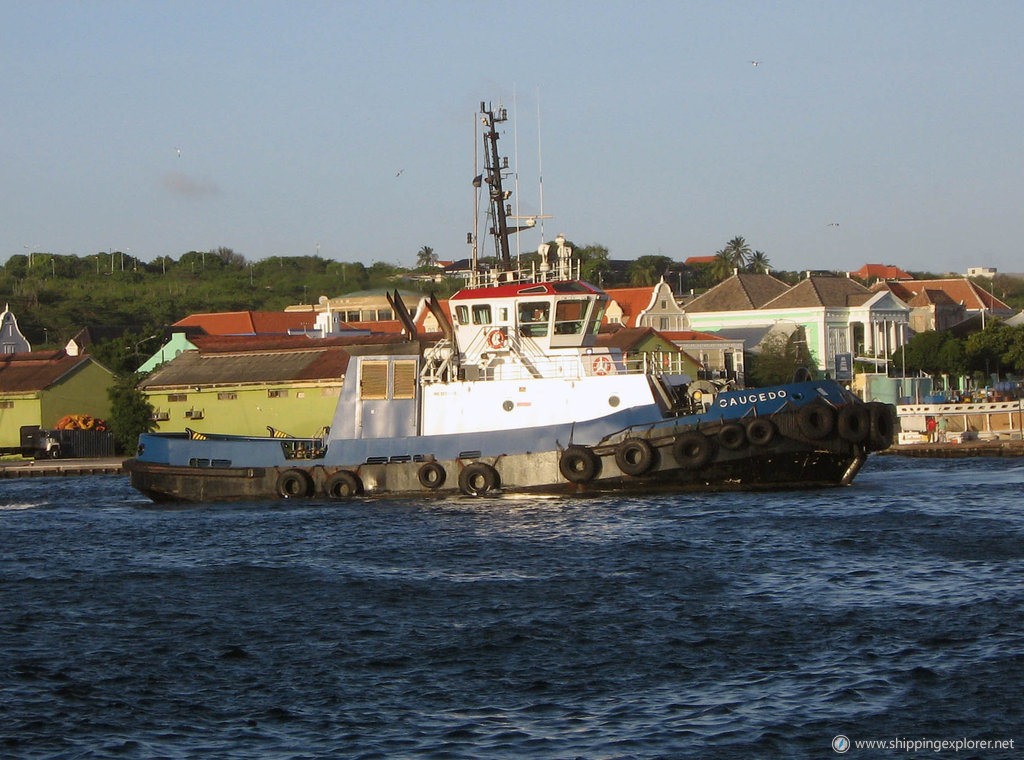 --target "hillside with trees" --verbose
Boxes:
[5,238,1022,361]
